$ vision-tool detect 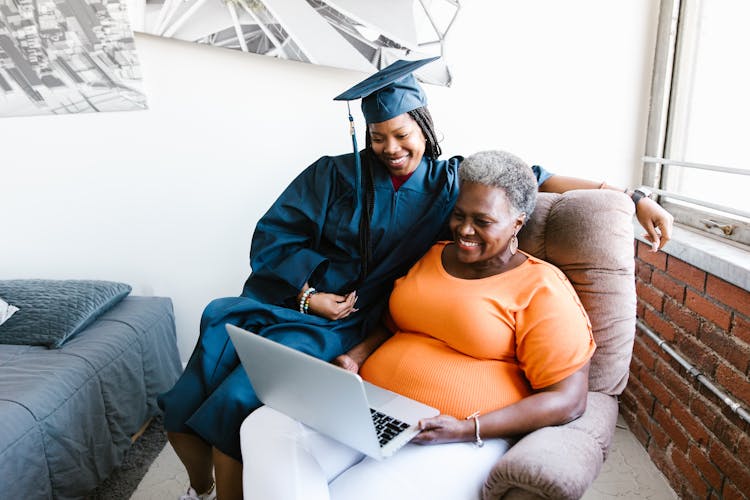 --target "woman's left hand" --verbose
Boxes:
[411,415,473,445]
[635,197,674,252]
[307,291,358,320]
